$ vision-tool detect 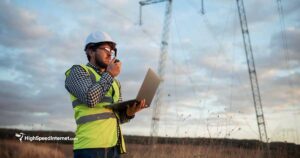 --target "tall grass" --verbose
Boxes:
[123,144,264,158]
[0,140,65,158]
[0,140,298,158]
